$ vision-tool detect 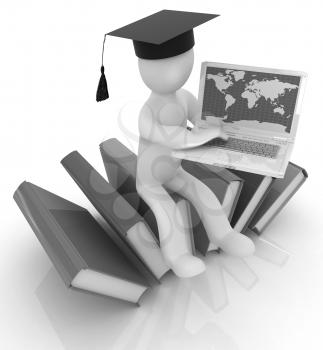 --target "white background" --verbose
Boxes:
[1,0,323,349]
